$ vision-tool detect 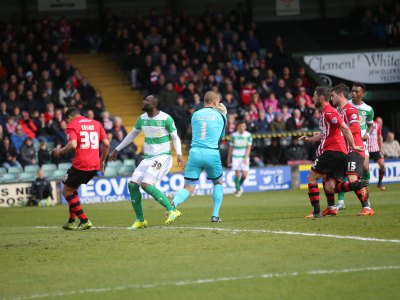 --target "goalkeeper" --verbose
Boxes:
[171,91,227,222]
